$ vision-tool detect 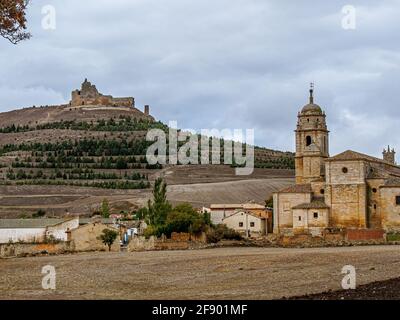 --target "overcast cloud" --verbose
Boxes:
[1,0,400,158]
